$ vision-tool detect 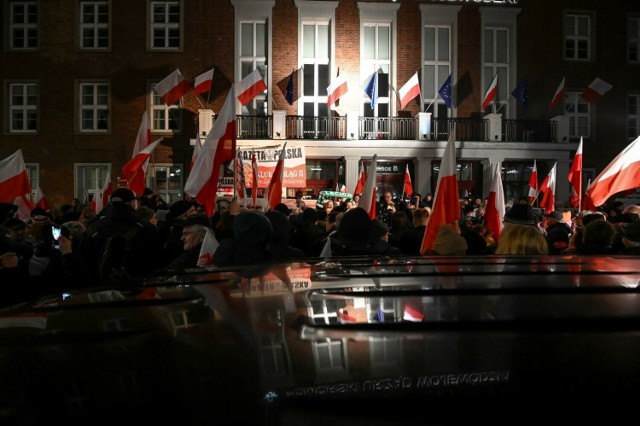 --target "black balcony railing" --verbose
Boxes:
[284,116,347,139]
